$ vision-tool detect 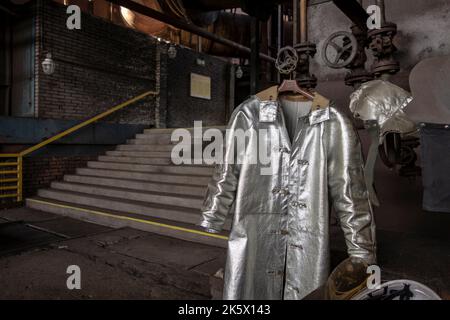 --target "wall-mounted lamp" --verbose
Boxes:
[42,53,55,75]
[168,44,177,59]
[235,65,243,79]
[196,58,205,67]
